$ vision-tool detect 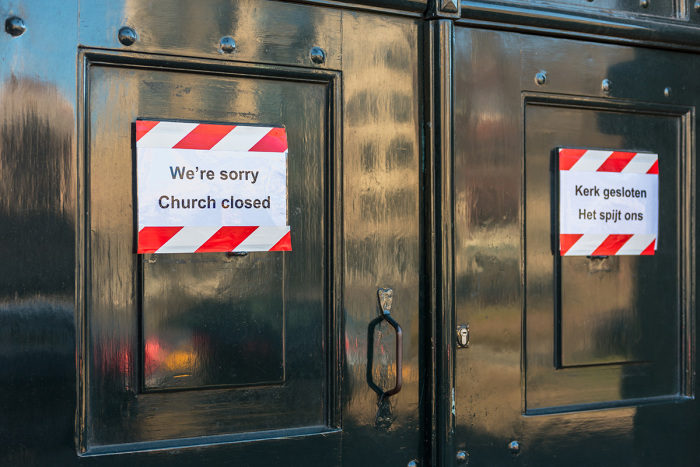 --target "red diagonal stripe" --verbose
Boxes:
[646,159,659,174]
[269,231,292,251]
[249,127,288,152]
[173,124,237,150]
[560,234,584,255]
[136,120,160,142]
[194,226,259,252]
[641,239,656,255]
[138,226,183,253]
[559,148,587,171]
[597,151,636,173]
[592,234,633,256]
